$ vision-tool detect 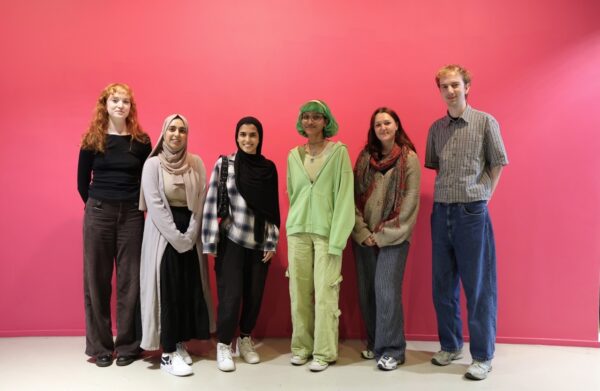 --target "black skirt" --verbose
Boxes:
[160,206,210,352]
